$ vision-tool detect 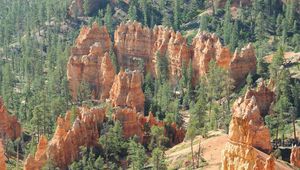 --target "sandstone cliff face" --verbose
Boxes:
[0,97,21,140]
[192,32,231,77]
[109,70,145,112]
[0,140,5,170]
[114,21,190,80]
[192,32,256,85]
[221,82,292,170]
[113,108,144,141]
[291,146,300,168]
[229,43,257,86]
[67,22,114,100]
[24,136,48,170]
